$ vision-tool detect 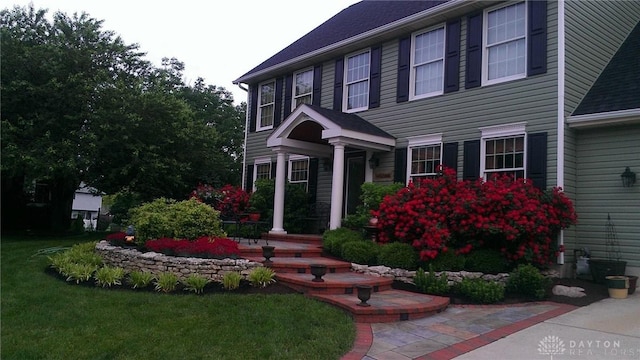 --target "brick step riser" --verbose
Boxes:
[239,249,322,258]
[276,280,393,295]
[261,234,324,246]
[267,265,352,274]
